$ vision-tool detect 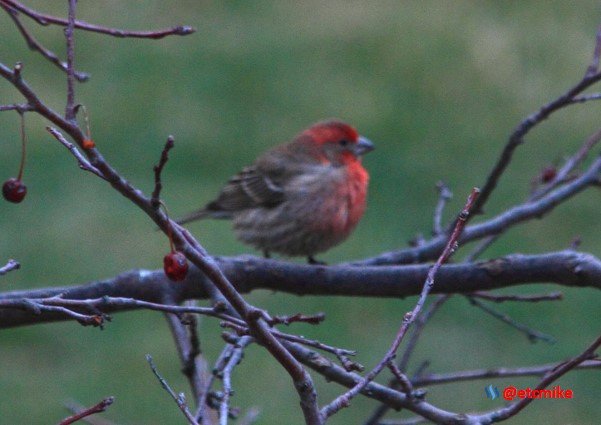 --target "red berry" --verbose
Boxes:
[541,166,557,183]
[163,251,188,281]
[2,178,27,203]
[82,139,96,149]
